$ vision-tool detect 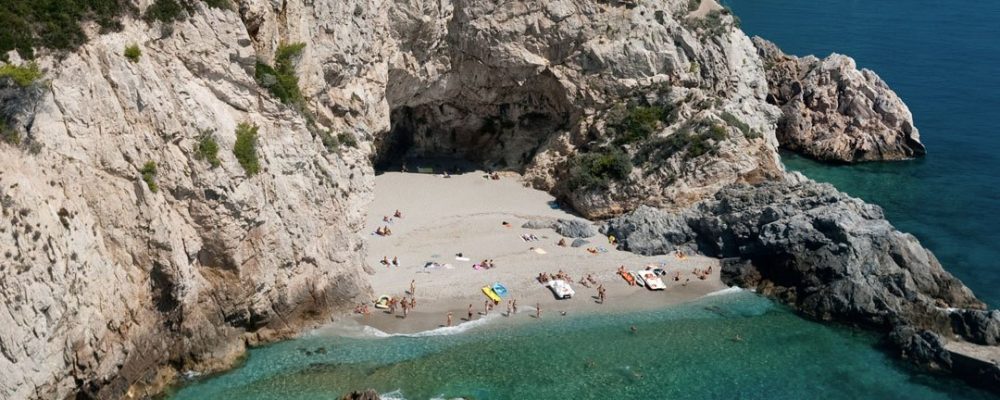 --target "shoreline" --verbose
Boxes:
[354,171,728,335]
